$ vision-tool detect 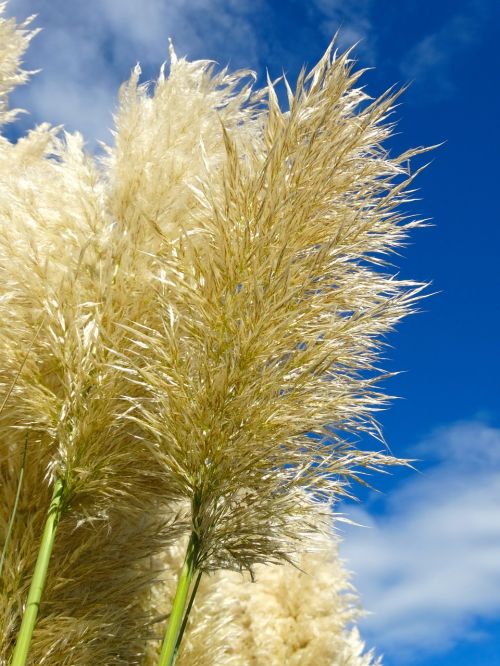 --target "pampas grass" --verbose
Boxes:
[109,38,427,663]
[0,2,430,663]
